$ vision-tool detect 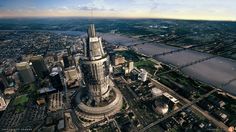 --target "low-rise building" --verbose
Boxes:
[4,87,16,95]
[36,97,46,105]
[64,67,79,82]
[0,95,7,111]
[48,92,64,112]
[112,55,125,66]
